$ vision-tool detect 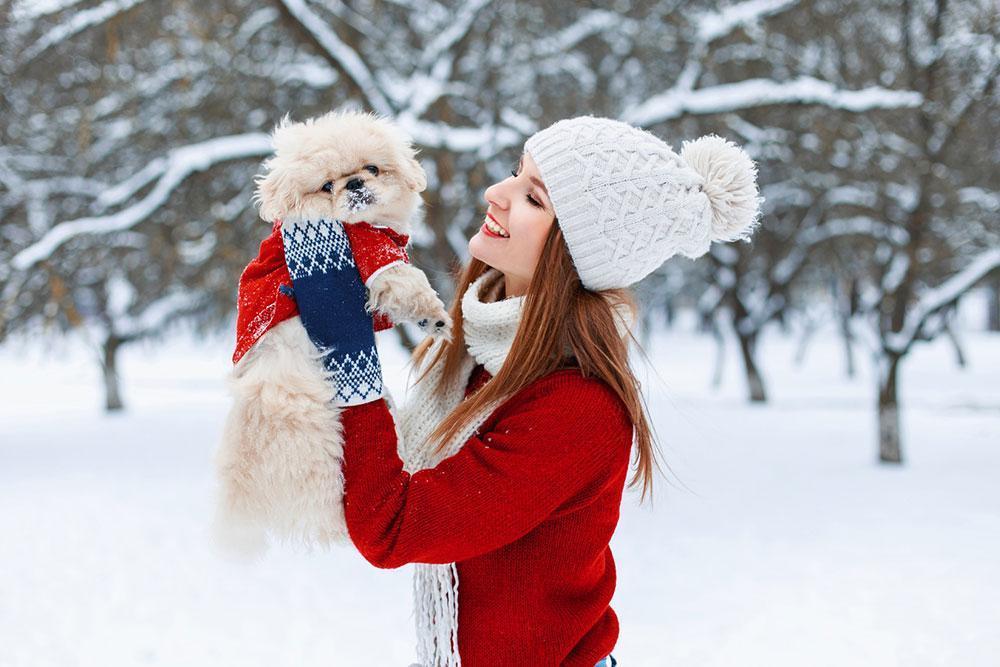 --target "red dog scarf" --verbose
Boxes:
[233,219,410,365]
